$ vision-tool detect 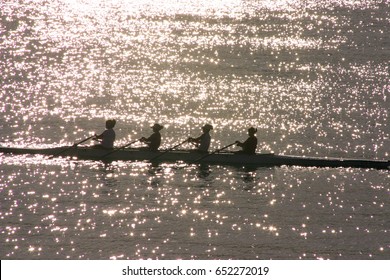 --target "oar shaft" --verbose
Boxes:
[51,135,94,158]
[101,139,140,158]
[192,142,236,164]
[150,139,189,161]
[74,135,95,146]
